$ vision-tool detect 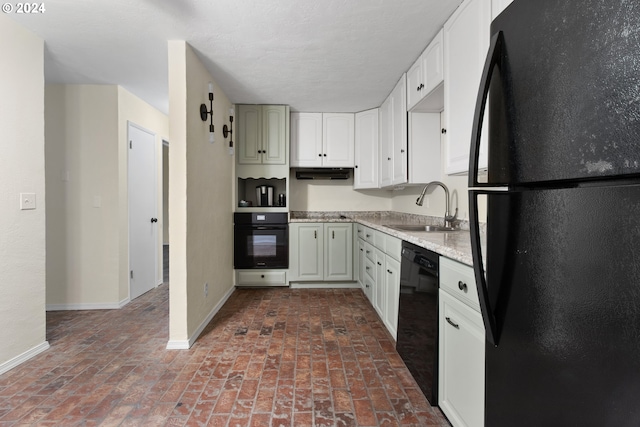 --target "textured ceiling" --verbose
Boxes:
[9,0,463,115]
